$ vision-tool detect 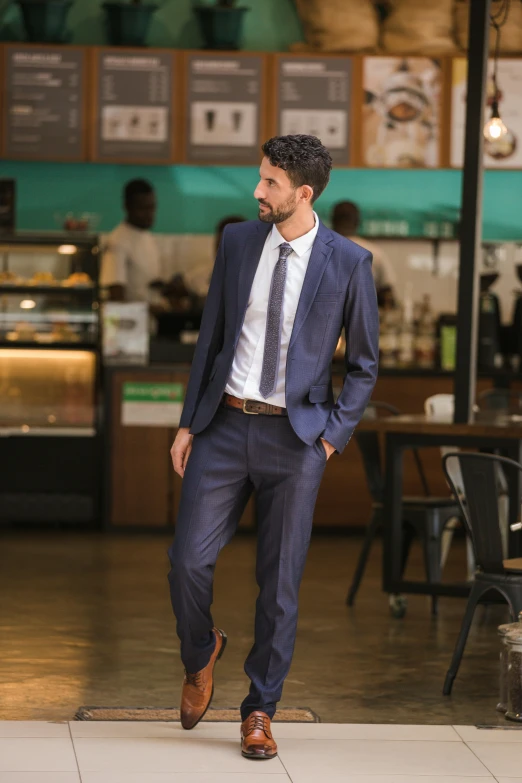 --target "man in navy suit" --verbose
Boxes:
[169,135,379,759]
